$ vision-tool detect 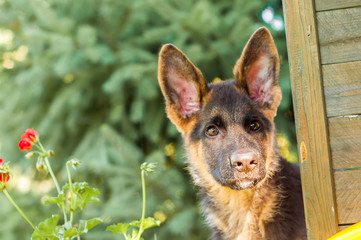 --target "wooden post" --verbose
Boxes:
[282,0,339,239]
